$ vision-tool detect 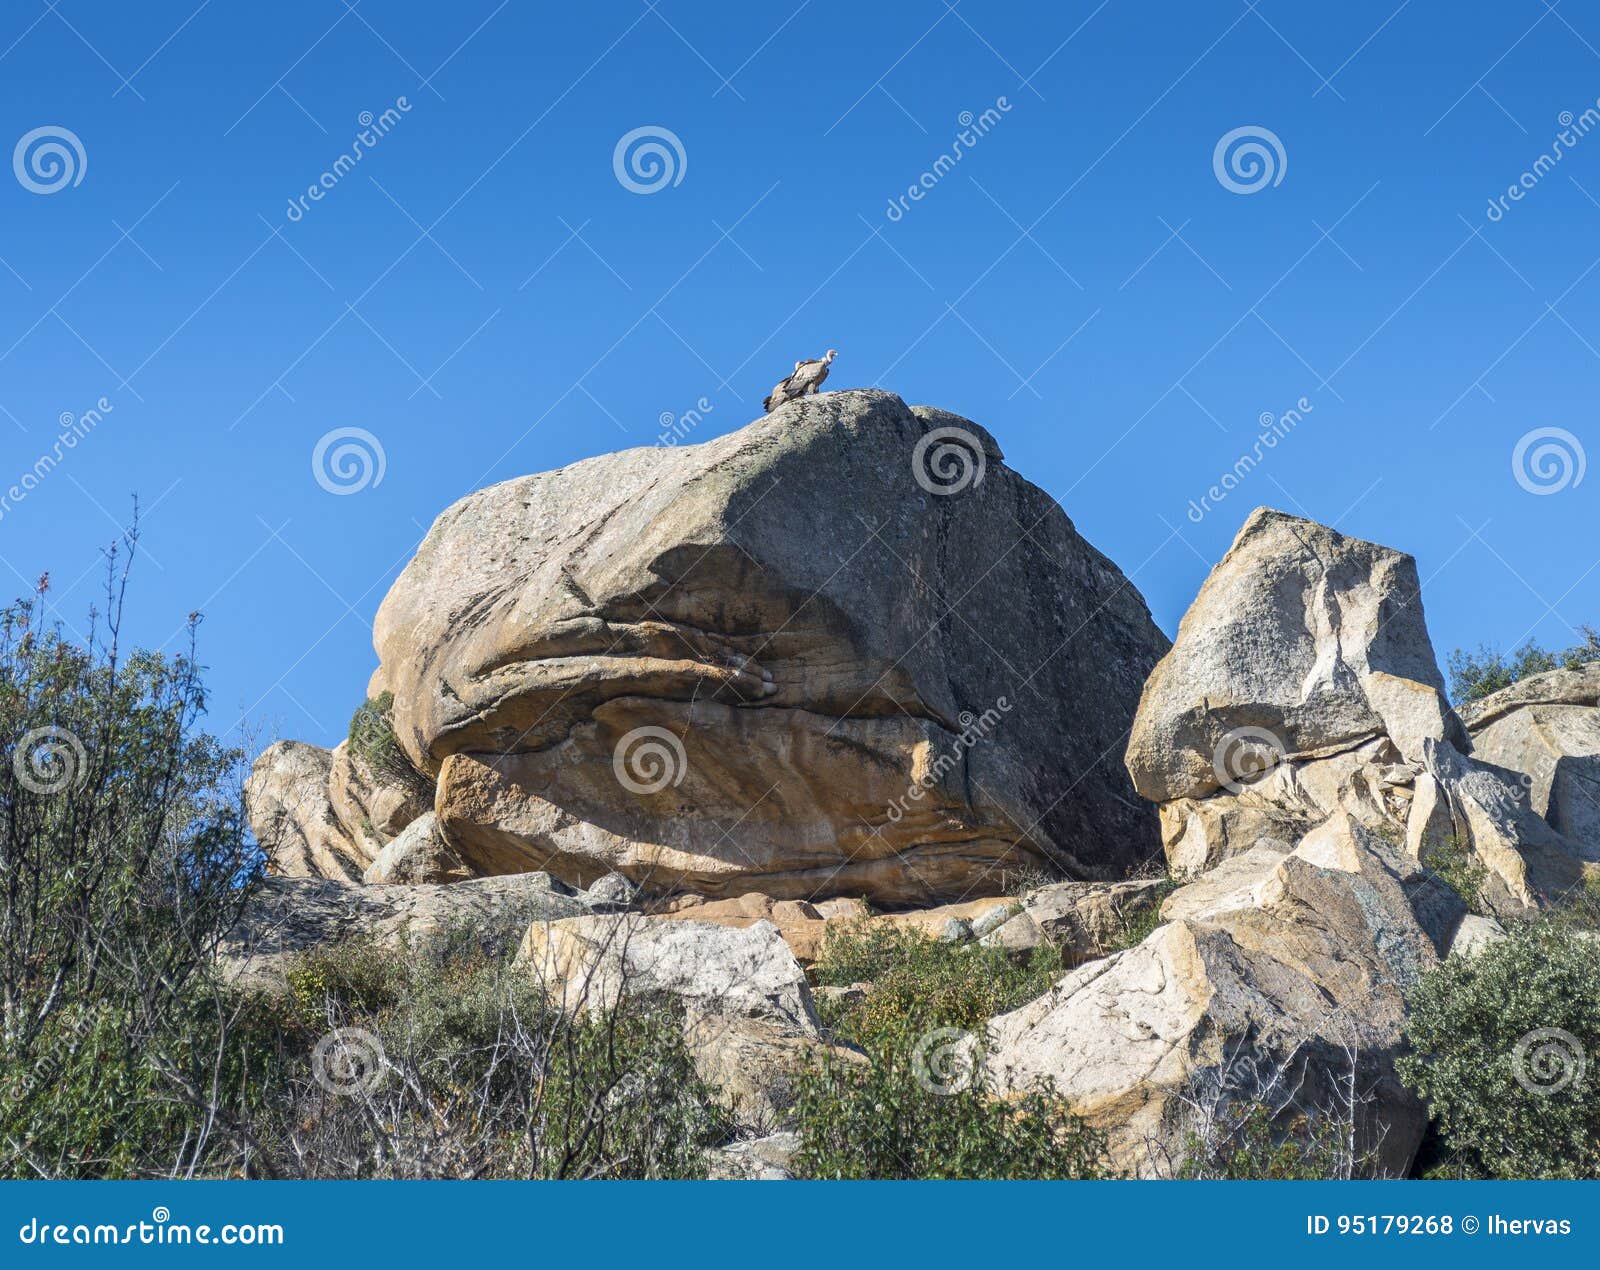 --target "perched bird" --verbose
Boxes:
[763,349,837,412]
